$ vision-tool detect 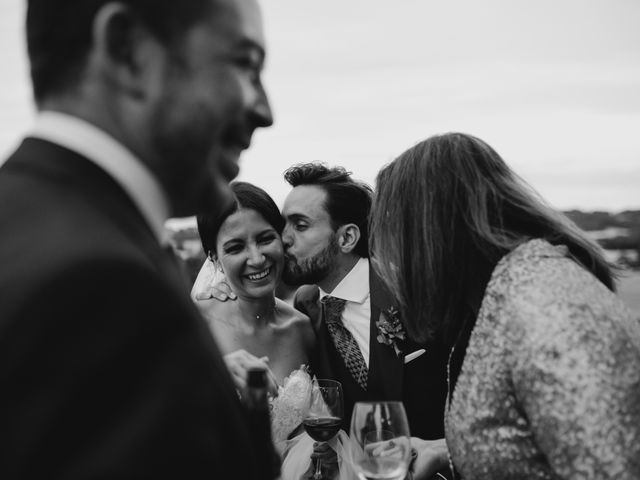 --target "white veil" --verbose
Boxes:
[190,258,225,300]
